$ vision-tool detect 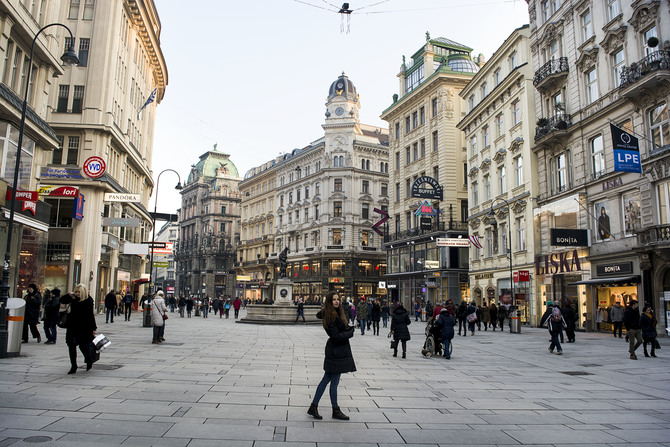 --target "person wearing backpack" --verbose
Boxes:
[547,305,566,355]
[123,290,133,321]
